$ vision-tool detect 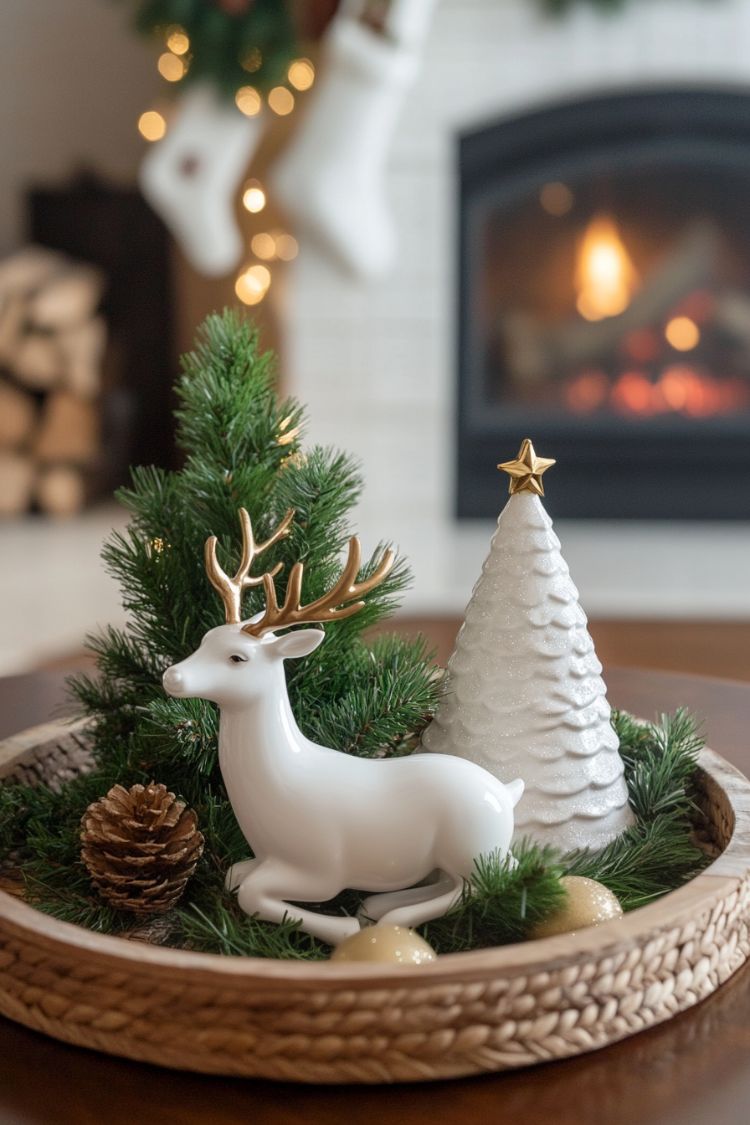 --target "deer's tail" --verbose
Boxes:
[507,778,525,808]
